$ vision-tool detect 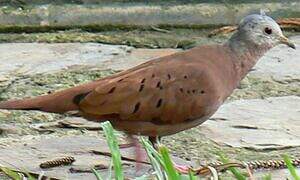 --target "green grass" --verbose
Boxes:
[100,121,124,180]
[140,137,165,179]
[92,168,103,180]
[159,146,180,180]
[283,154,300,180]
[218,152,246,180]
[0,167,24,180]
[0,167,36,180]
